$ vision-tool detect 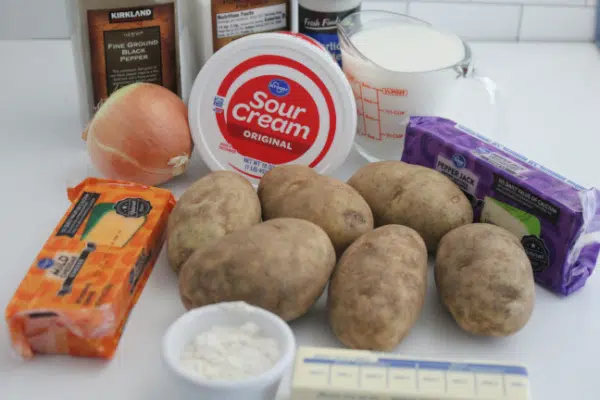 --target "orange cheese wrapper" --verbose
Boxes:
[5,178,176,359]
